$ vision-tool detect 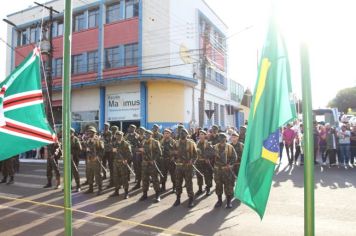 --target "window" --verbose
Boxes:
[88,8,99,28]
[124,43,138,66]
[220,104,225,128]
[72,54,85,74]
[55,58,63,77]
[88,50,98,72]
[57,21,64,36]
[73,13,86,32]
[125,0,139,18]
[22,30,28,45]
[105,46,121,69]
[30,27,38,43]
[106,2,120,23]
[213,103,219,125]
